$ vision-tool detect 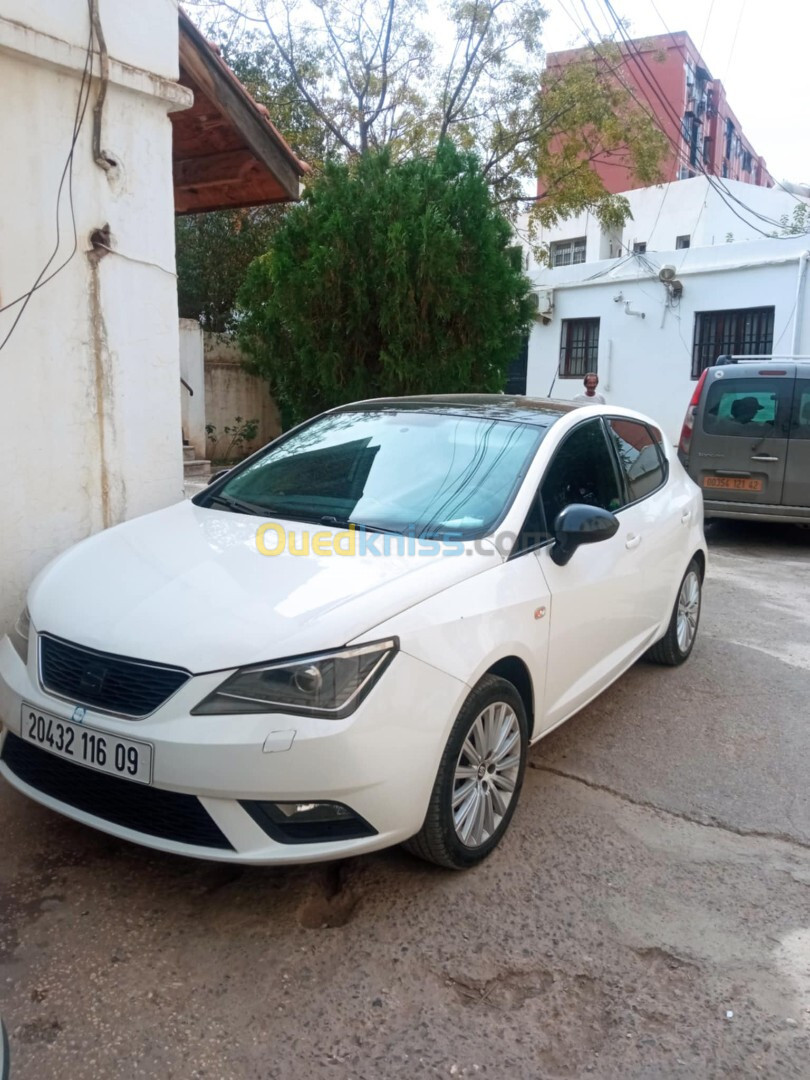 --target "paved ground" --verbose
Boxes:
[1,521,809,1079]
